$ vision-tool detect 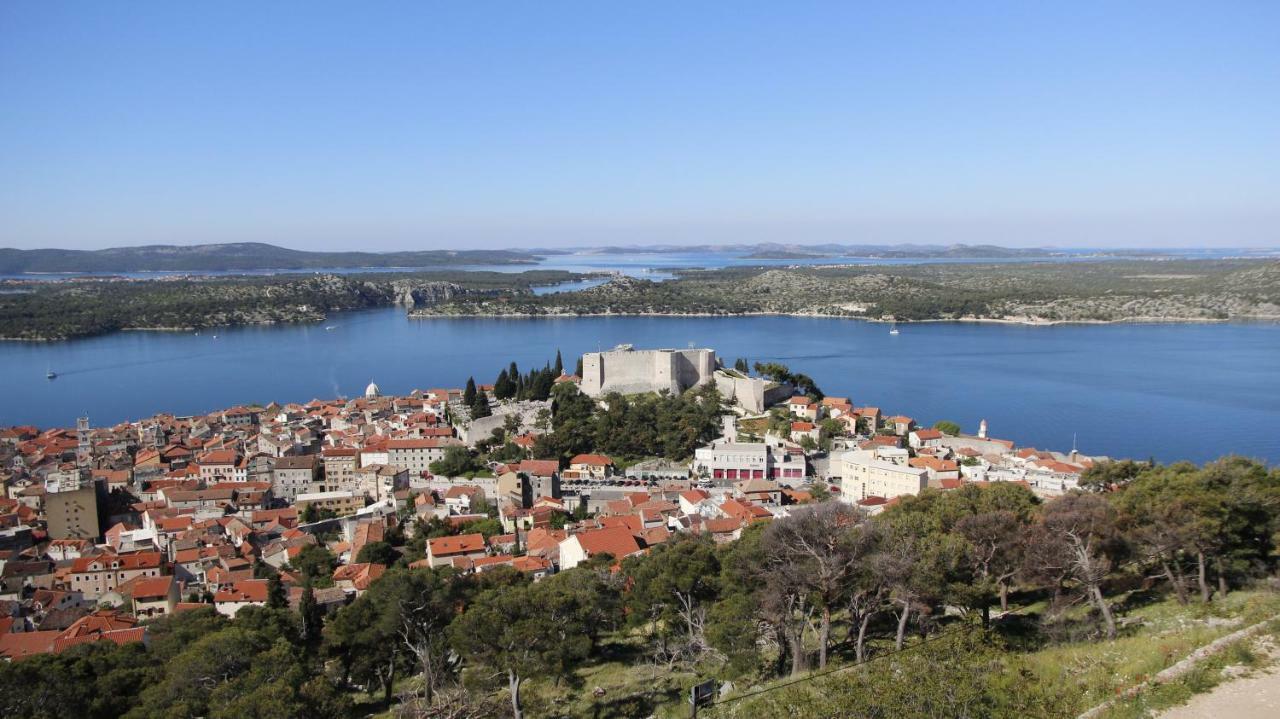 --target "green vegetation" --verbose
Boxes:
[0,607,351,719]
[531,381,725,463]
[753,361,823,399]
[0,269,587,340]
[934,419,962,435]
[429,445,482,477]
[414,259,1280,324]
